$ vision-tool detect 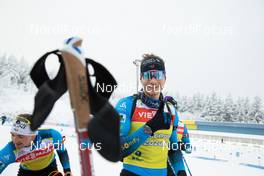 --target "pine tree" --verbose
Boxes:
[202,92,220,121]
[250,96,263,123]
[192,93,204,113]
[201,95,210,120]
[222,94,234,122]
[240,97,250,123]
[0,54,8,78]
[16,57,31,87]
[178,95,189,113]
[235,97,244,123]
